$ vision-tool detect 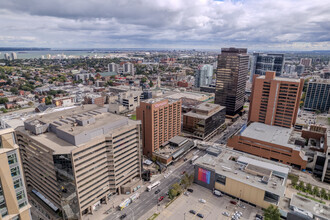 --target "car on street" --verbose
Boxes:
[182,171,186,175]
[155,189,161,194]
[222,212,230,217]
[230,200,237,205]
[256,214,263,219]
[119,214,127,219]
[184,191,189,196]
[158,196,164,201]
[189,210,196,215]
[198,199,206,203]
[187,188,194,193]
[197,213,204,218]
